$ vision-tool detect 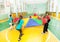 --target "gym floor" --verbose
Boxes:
[0,18,59,42]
